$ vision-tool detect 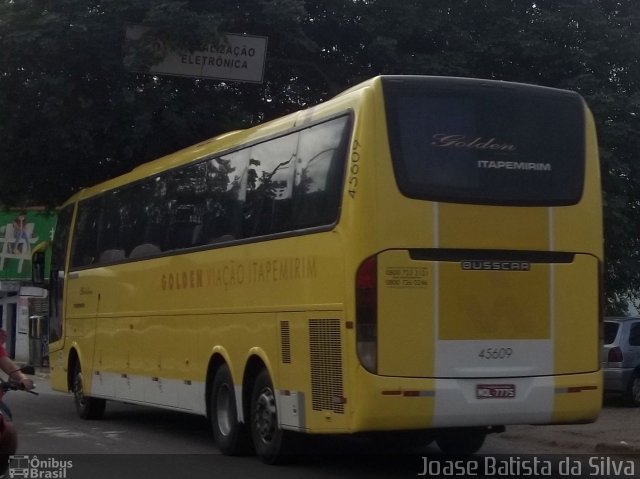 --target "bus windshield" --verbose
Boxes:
[383,77,585,206]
